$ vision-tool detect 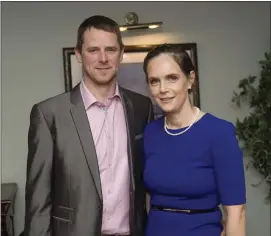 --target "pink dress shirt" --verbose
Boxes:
[80,81,130,235]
